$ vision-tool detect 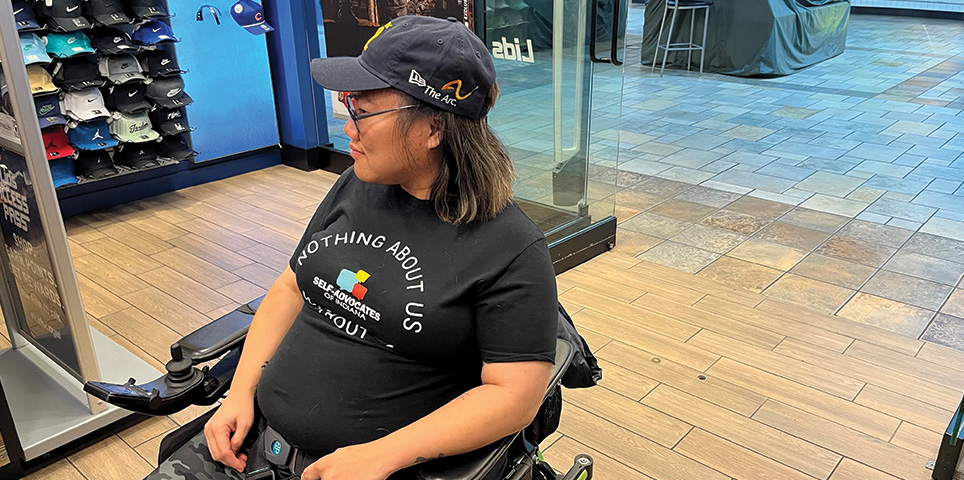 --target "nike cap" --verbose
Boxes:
[74,150,119,179]
[104,83,152,114]
[42,127,75,160]
[61,88,111,122]
[231,0,274,35]
[115,143,159,169]
[109,112,160,143]
[129,0,169,19]
[132,20,177,45]
[149,107,190,135]
[145,76,193,108]
[89,27,137,54]
[310,16,496,119]
[52,58,107,91]
[37,0,93,32]
[13,0,42,31]
[98,54,147,84]
[20,33,52,65]
[34,93,68,127]
[139,50,185,77]
[158,133,196,160]
[68,119,119,150]
[49,158,80,188]
[45,32,96,58]
[83,0,133,26]
[27,65,59,95]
